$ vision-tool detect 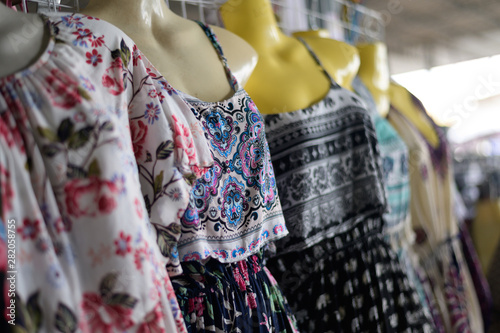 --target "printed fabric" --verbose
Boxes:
[0,13,220,332]
[352,77,435,323]
[173,252,298,333]
[169,21,298,332]
[388,95,484,333]
[264,40,434,332]
[263,74,387,254]
[175,21,289,264]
